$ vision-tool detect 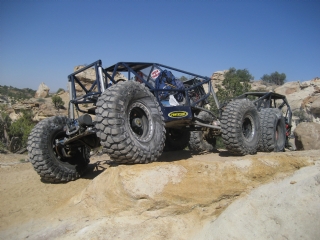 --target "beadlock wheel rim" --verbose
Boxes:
[242,114,255,142]
[128,102,154,142]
